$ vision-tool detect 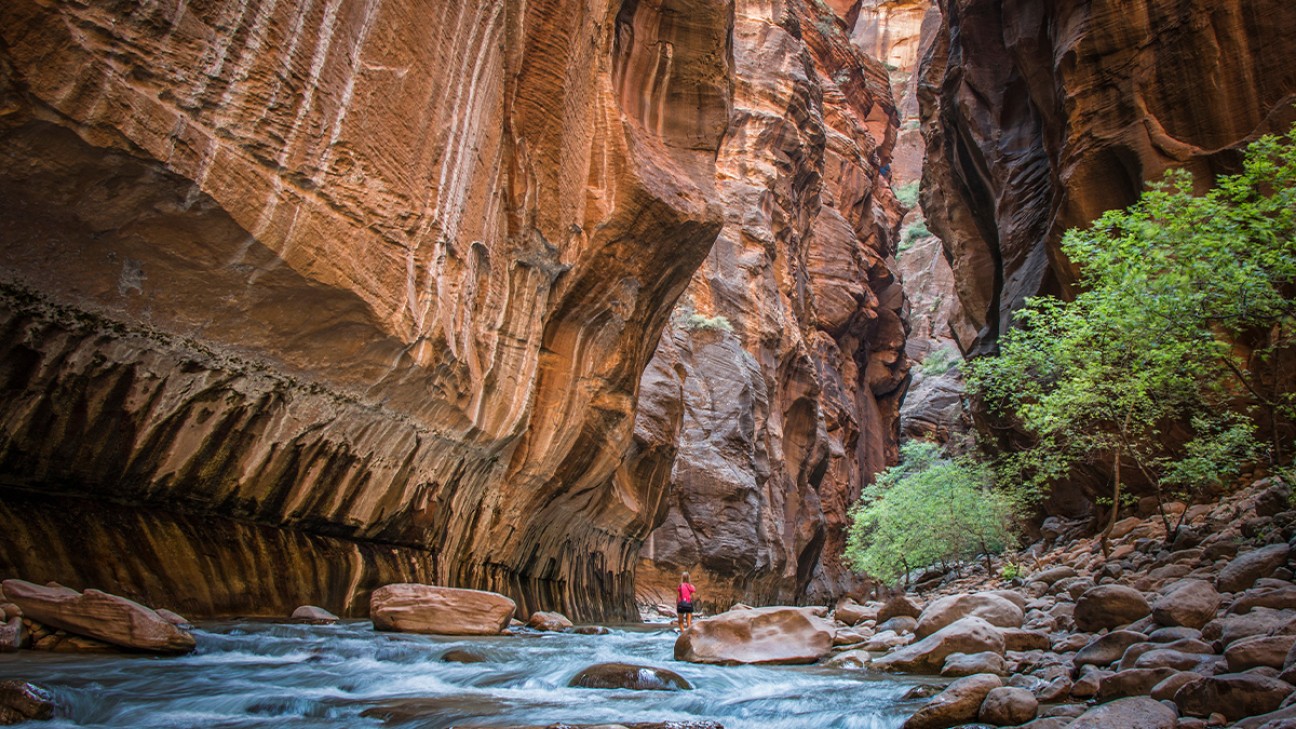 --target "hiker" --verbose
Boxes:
[677,572,696,632]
